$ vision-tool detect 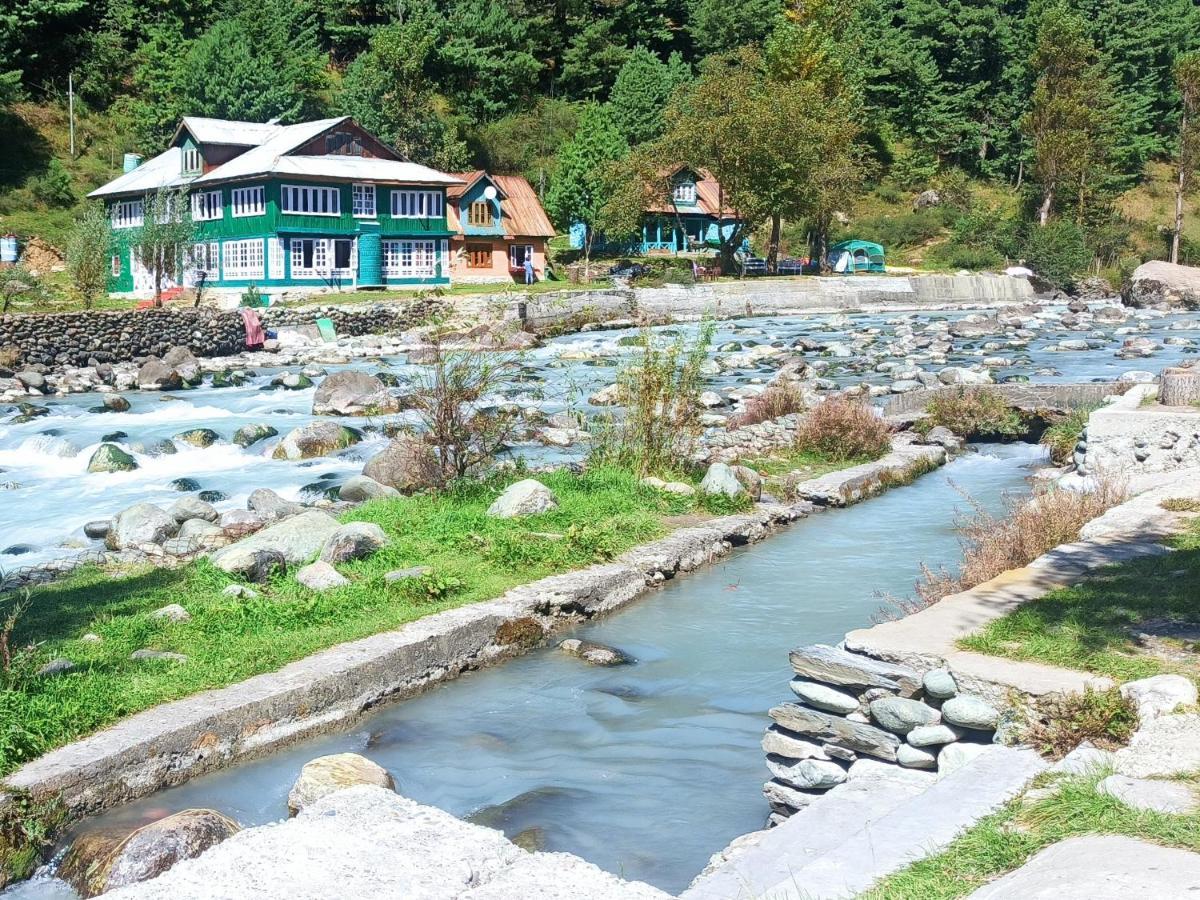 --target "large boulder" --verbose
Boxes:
[320,522,388,563]
[312,371,401,416]
[1122,260,1200,309]
[287,753,395,816]
[136,358,183,391]
[361,435,440,492]
[106,503,178,550]
[699,462,743,497]
[168,497,218,523]
[210,510,340,575]
[247,487,304,521]
[487,479,558,518]
[233,424,278,448]
[338,474,400,502]
[272,422,361,460]
[87,442,138,473]
[58,809,239,898]
[162,346,202,384]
